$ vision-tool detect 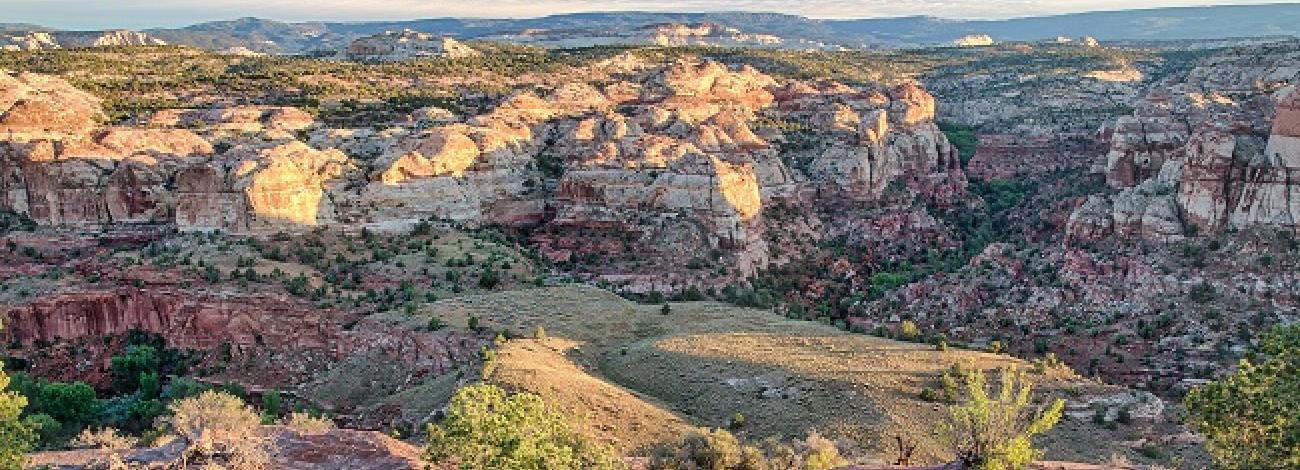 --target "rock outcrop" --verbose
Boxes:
[481,23,840,50]
[29,426,426,470]
[345,30,480,61]
[0,70,104,138]
[953,34,995,47]
[55,29,167,48]
[149,105,316,132]
[1104,106,1189,188]
[0,29,165,51]
[176,141,351,231]
[0,121,213,226]
[1231,89,1300,228]
[0,32,59,52]
[642,22,783,47]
